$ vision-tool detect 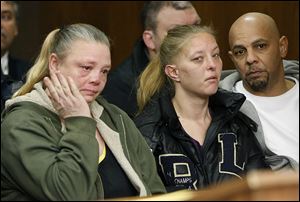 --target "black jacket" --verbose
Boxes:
[101,39,149,118]
[1,55,31,112]
[134,88,270,191]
